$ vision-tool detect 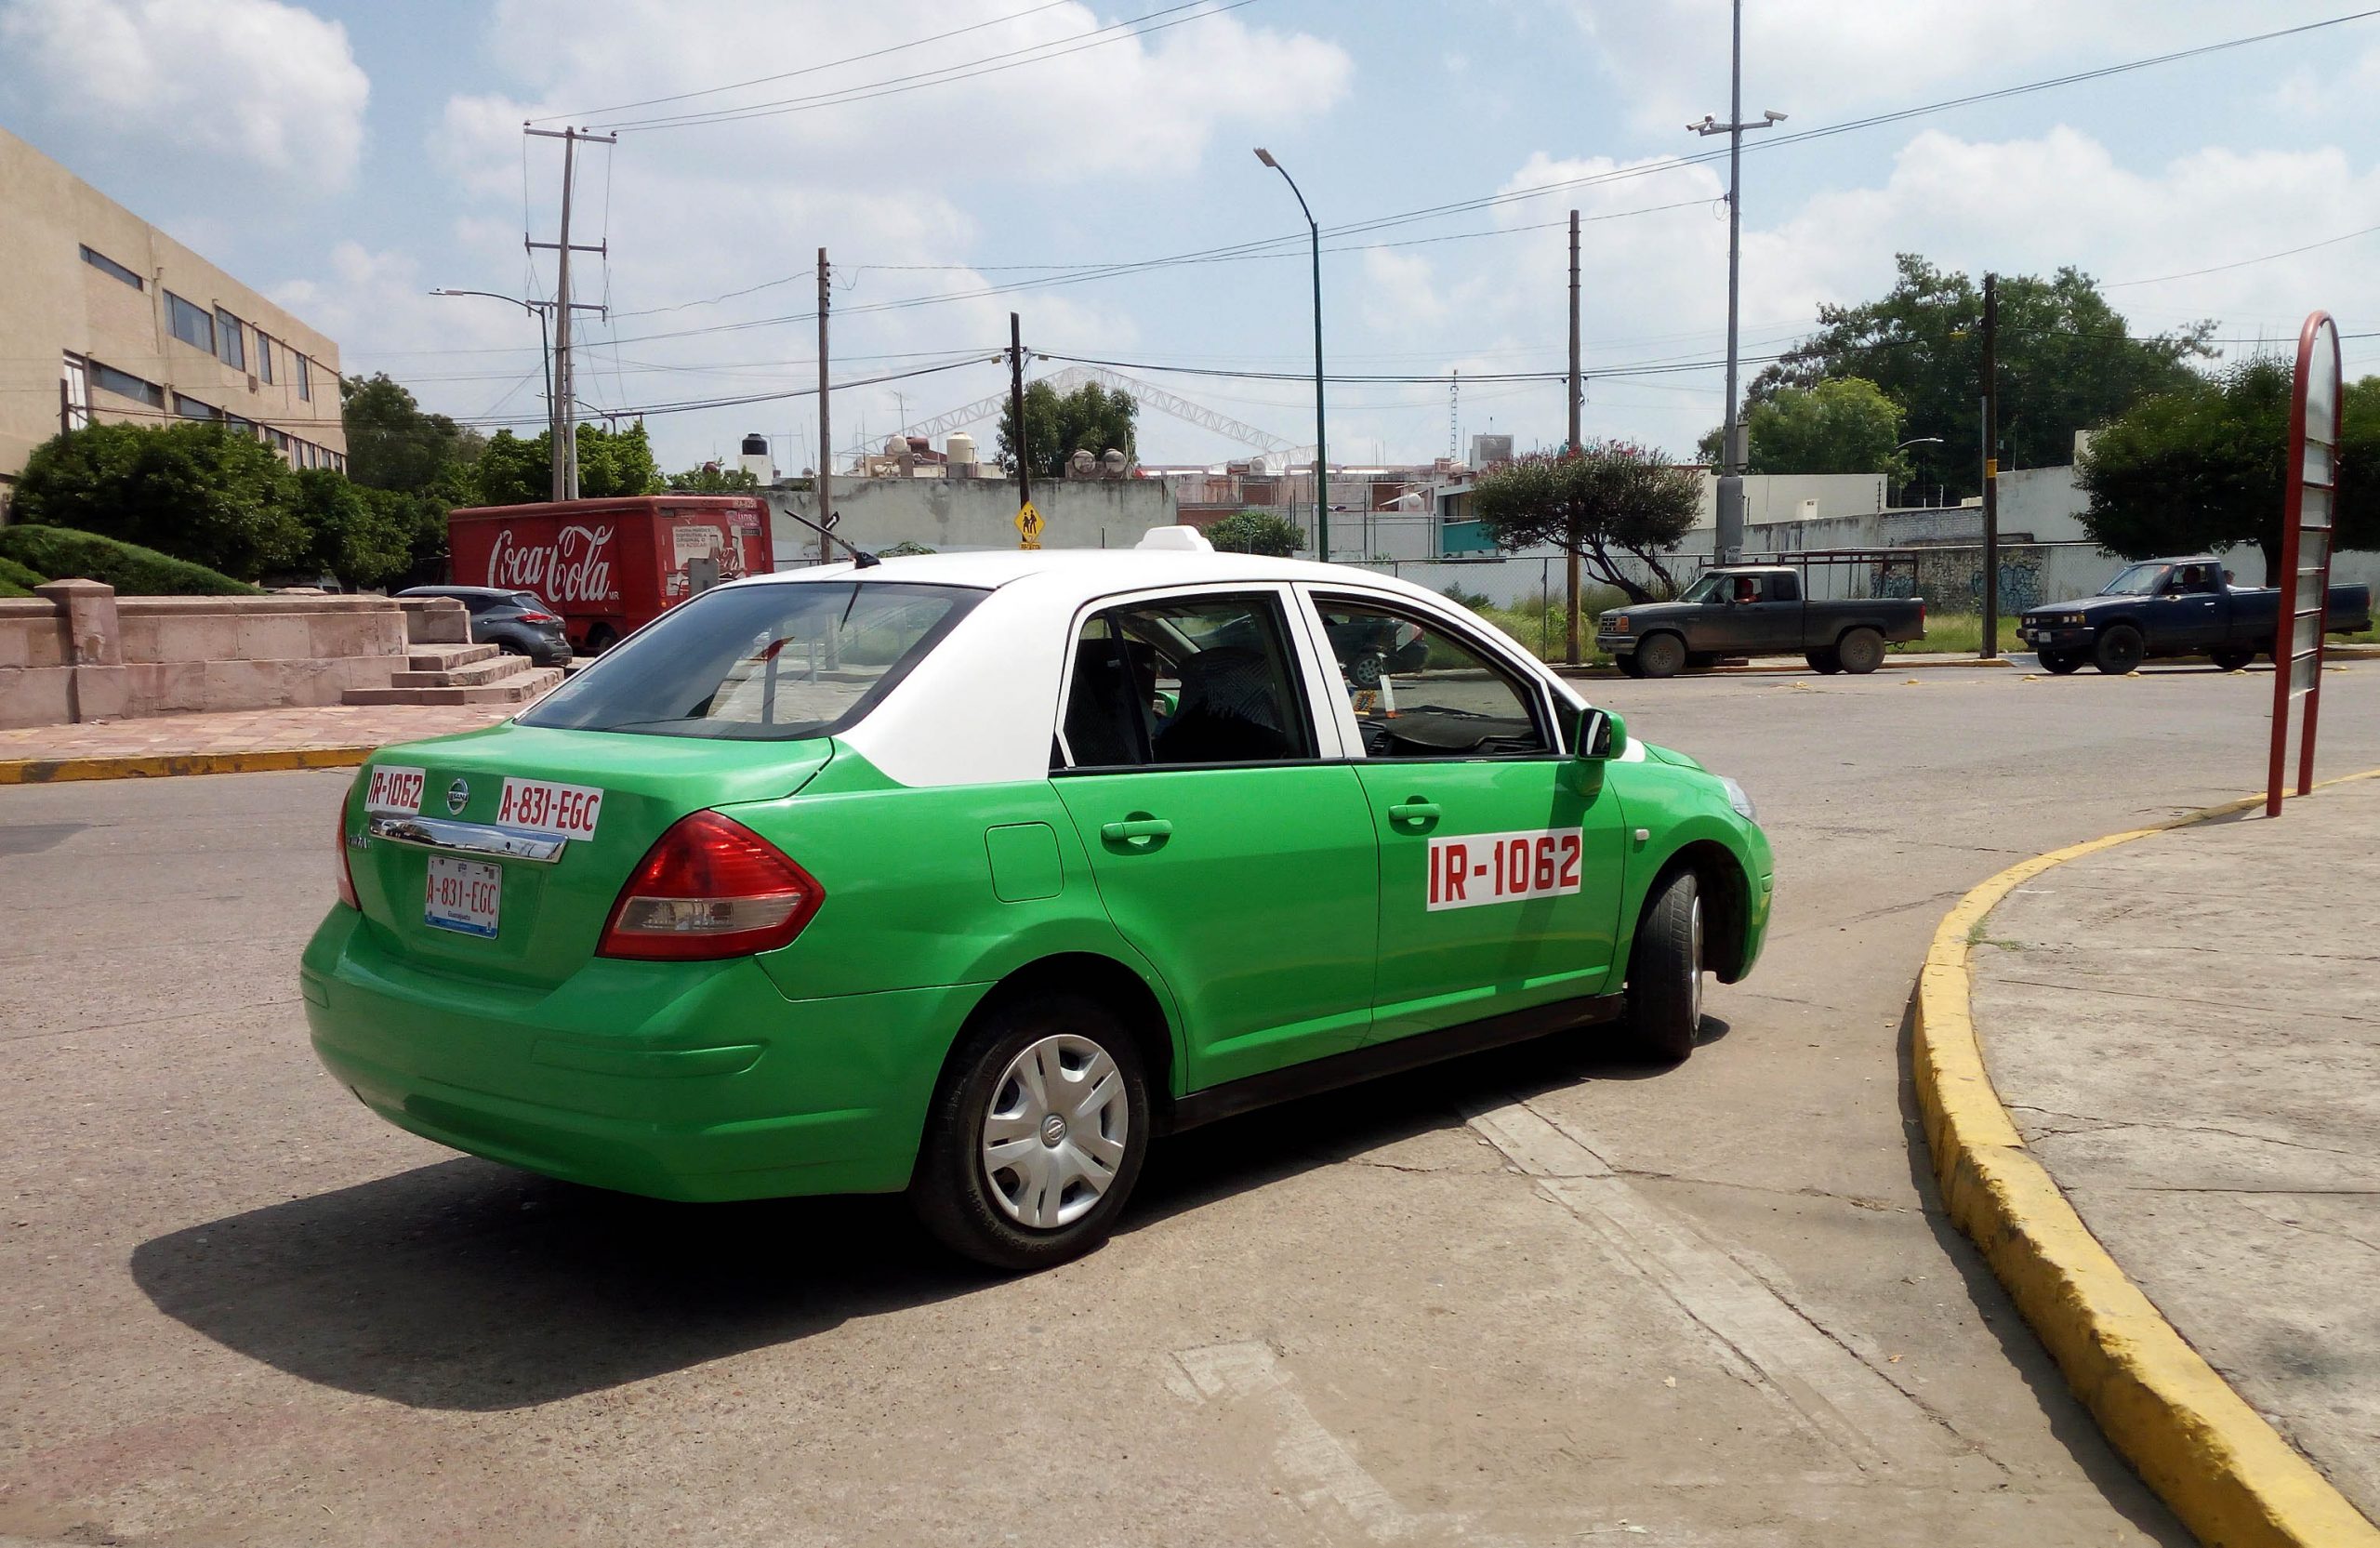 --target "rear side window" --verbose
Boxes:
[1060,593,1316,769]
[521,581,982,741]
